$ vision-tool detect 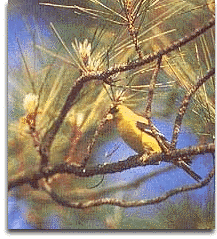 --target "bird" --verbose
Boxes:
[107,103,202,182]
